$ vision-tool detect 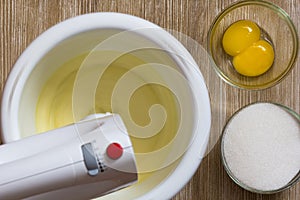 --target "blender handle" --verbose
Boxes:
[0,139,86,200]
[0,114,138,200]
